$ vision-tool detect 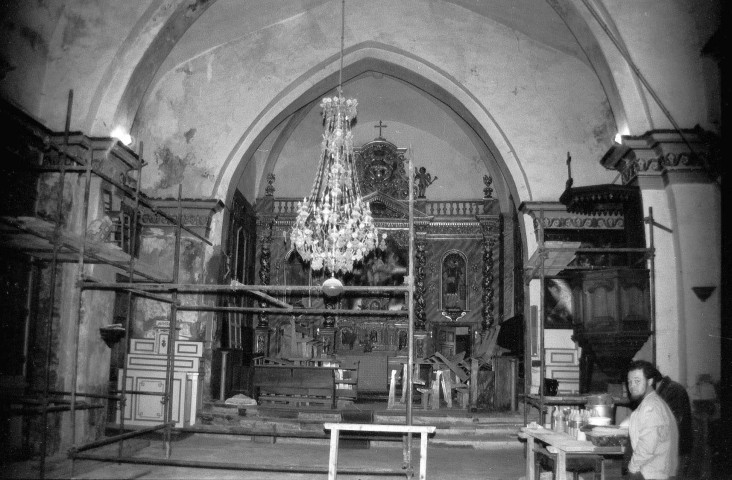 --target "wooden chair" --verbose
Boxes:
[420,369,450,410]
[388,363,426,409]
